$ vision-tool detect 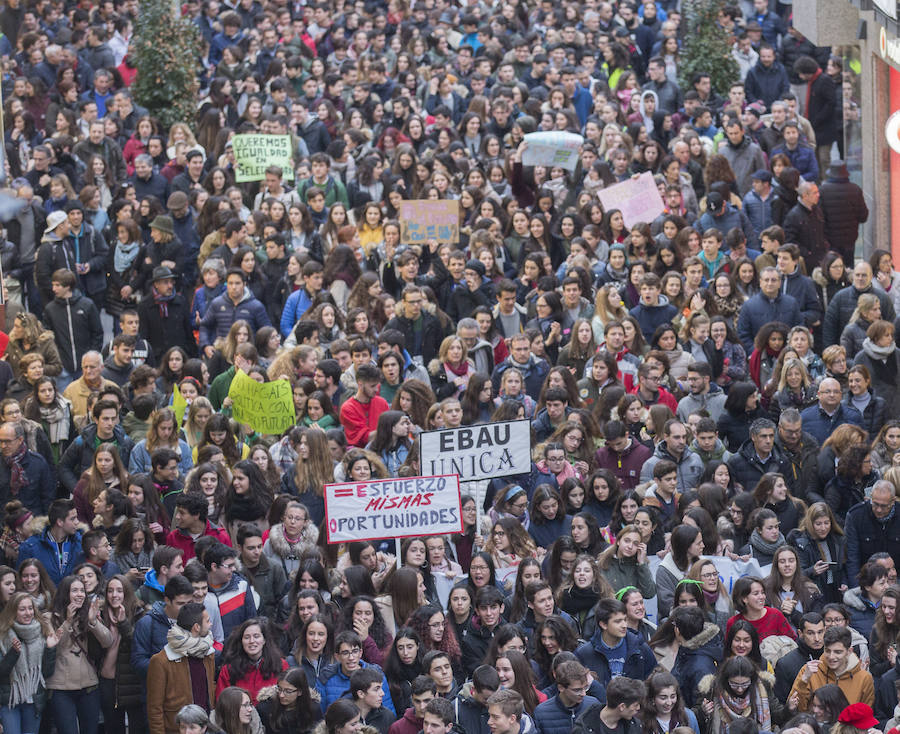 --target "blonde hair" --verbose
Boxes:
[777,358,811,392]
[185,397,214,448]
